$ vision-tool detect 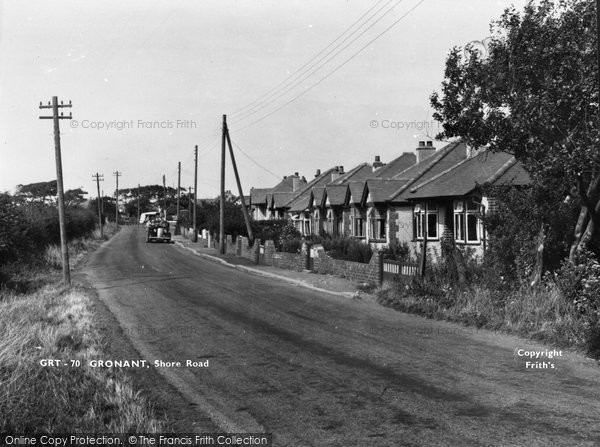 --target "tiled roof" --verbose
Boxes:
[285,167,338,210]
[347,181,366,205]
[312,187,325,208]
[272,192,295,208]
[373,152,416,178]
[407,150,531,199]
[389,140,468,202]
[324,185,348,206]
[365,179,408,204]
[250,188,270,205]
[288,194,312,212]
[329,163,374,185]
